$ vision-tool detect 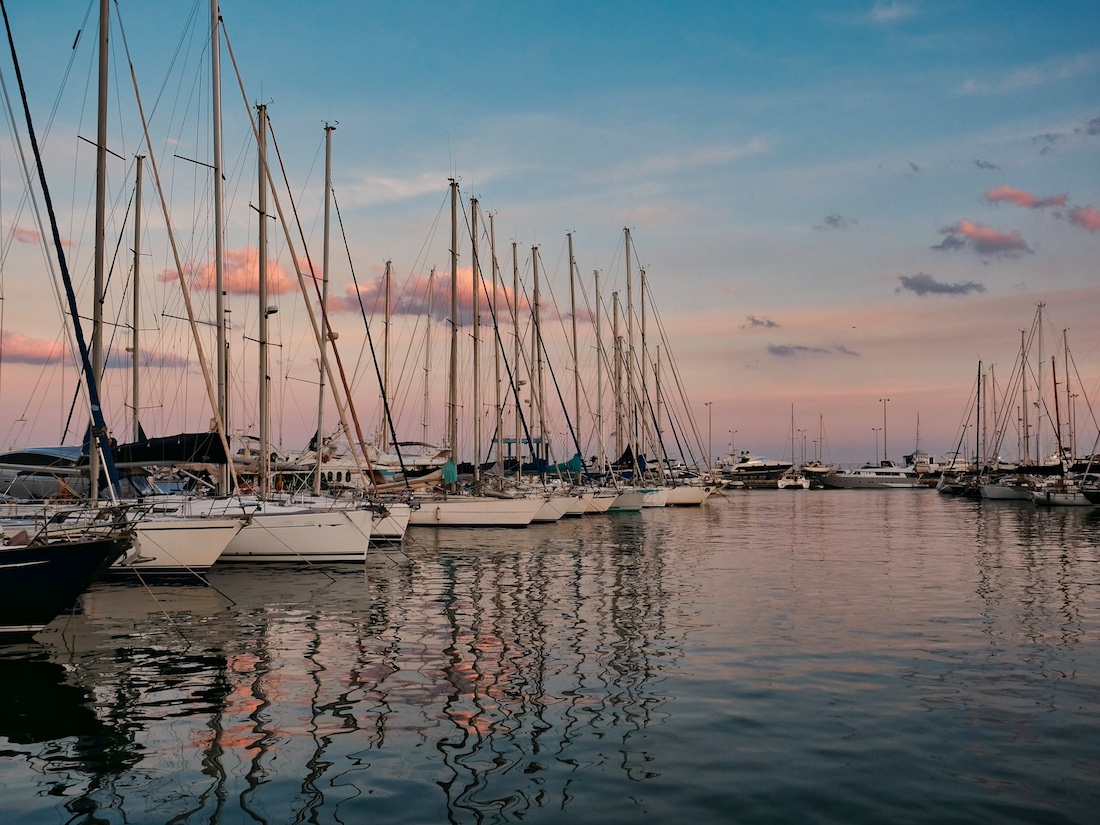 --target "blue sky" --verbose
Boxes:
[1,1,1098,466]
